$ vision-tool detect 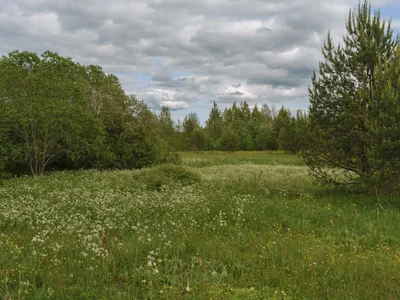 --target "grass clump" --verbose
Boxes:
[139,164,201,190]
